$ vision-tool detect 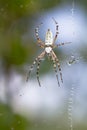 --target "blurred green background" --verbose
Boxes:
[0,0,87,130]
